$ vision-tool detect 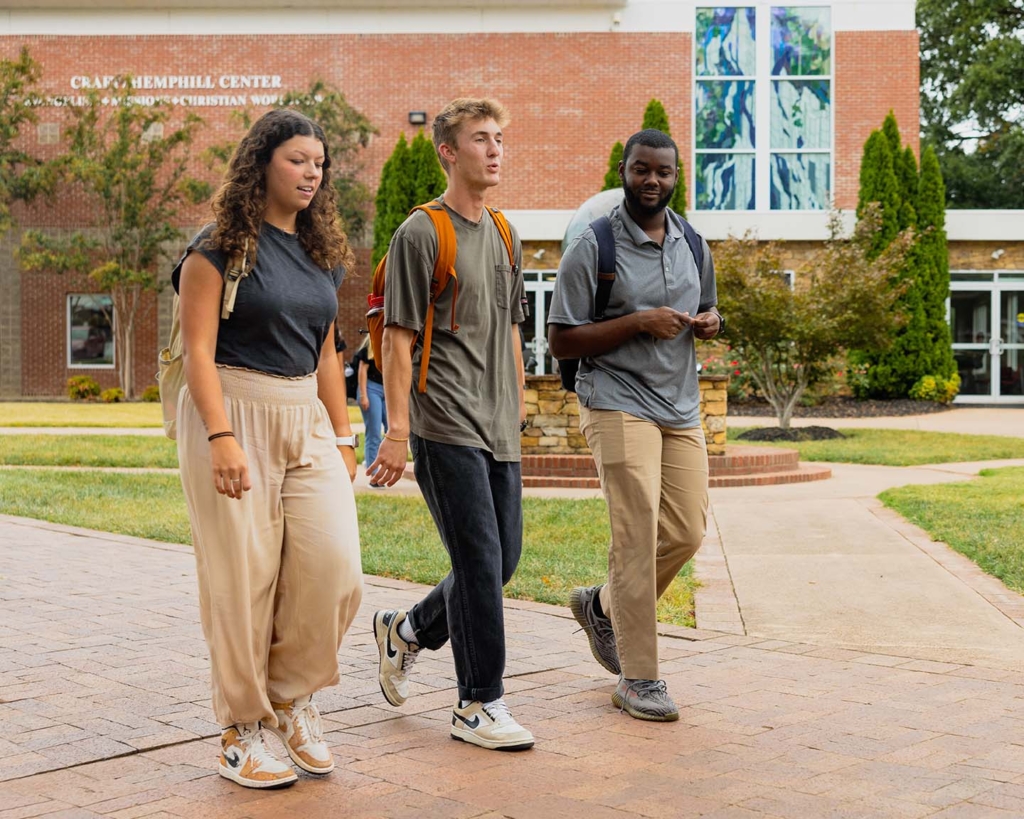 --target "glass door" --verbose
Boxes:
[522,274,556,376]
[998,287,1024,397]
[950,288,995,398]
[949,273,1024,403]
